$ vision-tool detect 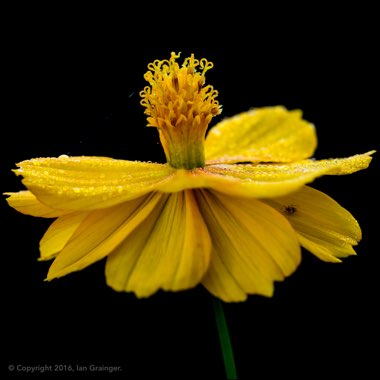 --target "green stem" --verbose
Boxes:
[213,298,238,379]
